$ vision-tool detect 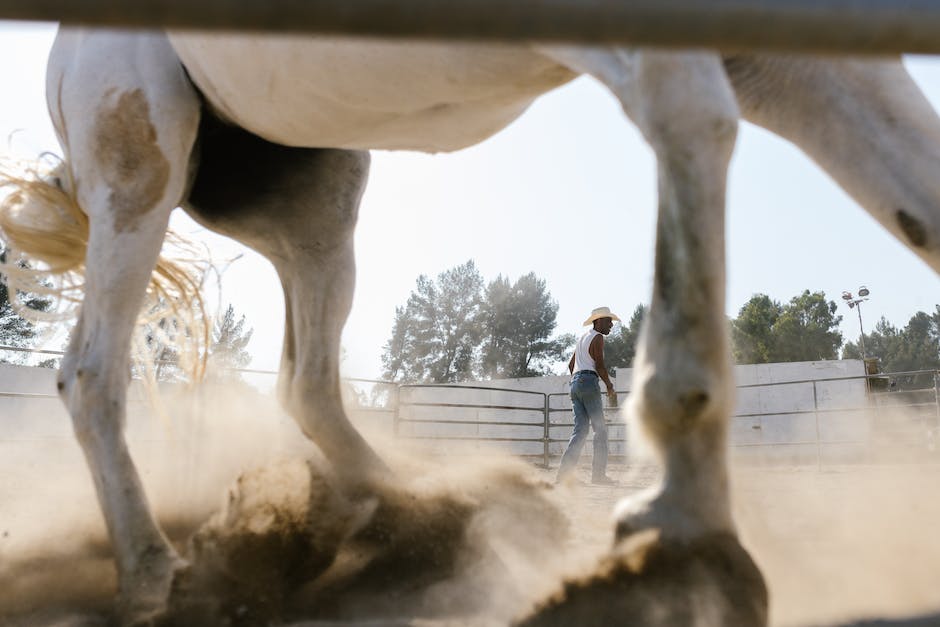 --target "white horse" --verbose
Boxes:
[3,26,940,626]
